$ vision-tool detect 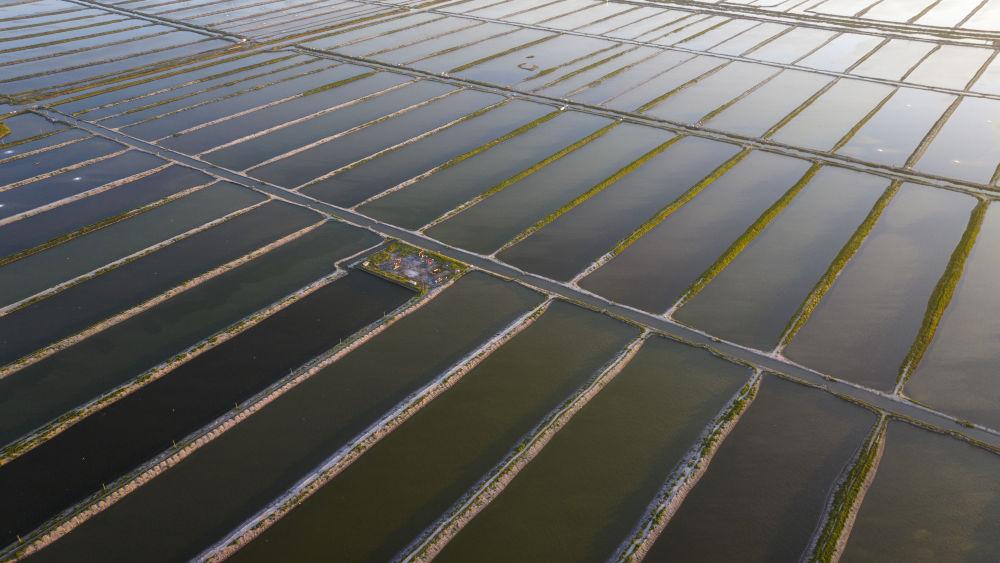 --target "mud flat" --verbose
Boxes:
[784,183,977,390]
[0,220,380,450]
[229,301,637,562]
[432,336,750,562]
[26,273,543,562]
[841,421,1000,562]
[0,271,411,547]
[643,375,876,562]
